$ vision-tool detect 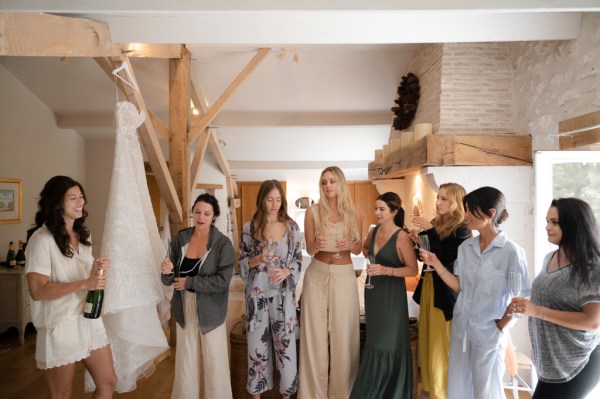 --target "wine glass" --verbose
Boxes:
[508,272,522,318]
[365,255,375,289]
[264,239,279,290]
[332,225,343,259]
[420,235,433,272]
